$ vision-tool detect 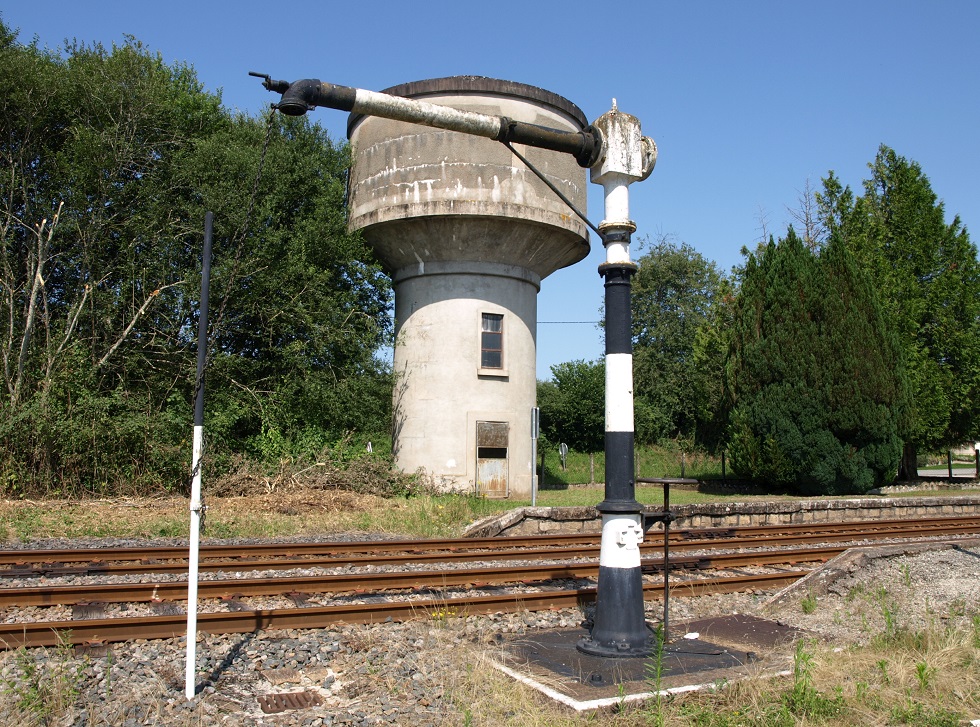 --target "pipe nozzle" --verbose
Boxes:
[250,72,318,115]
[249,71,289,94]
[276,78,323,116]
